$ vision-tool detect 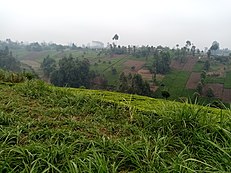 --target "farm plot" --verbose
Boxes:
[170,57,198,72]
[224,71,231,88]
[203,84,223,99]
[186,72,201,89]
[156,71,191,99]
[123,60,146,72]
[222,89,231,103]
[137,69,152,81]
